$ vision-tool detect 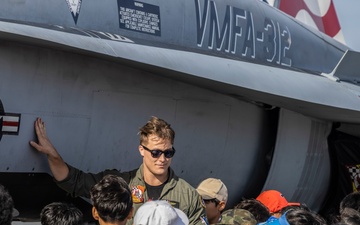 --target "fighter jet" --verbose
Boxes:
[0,0,359,222]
